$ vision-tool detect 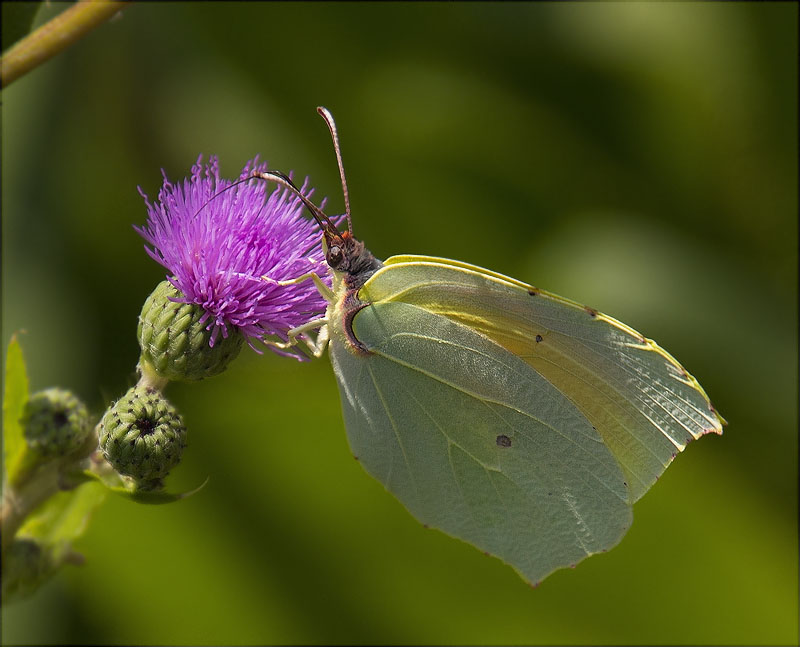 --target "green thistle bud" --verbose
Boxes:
[98,385,187,491]
[21,388,91,457]
[137,280,244,382]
